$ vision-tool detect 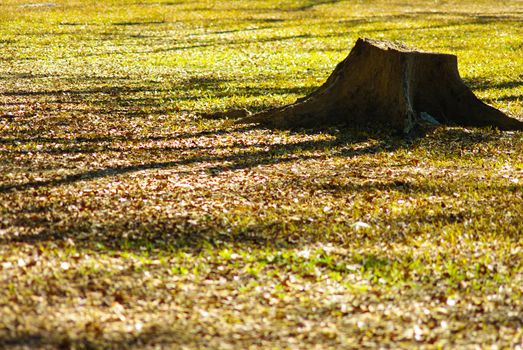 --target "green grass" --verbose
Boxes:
[1,0,522,348]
